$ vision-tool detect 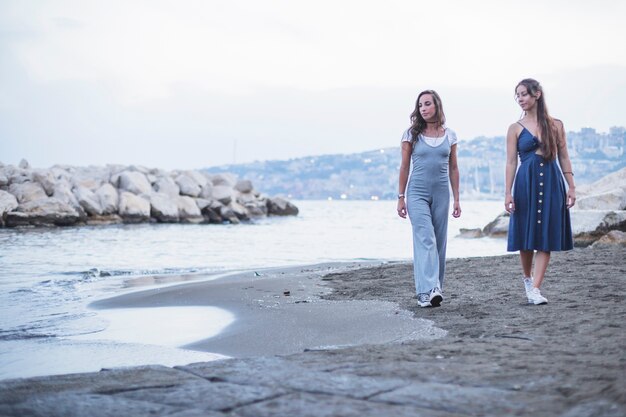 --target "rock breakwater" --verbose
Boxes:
[0,159,298,228]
